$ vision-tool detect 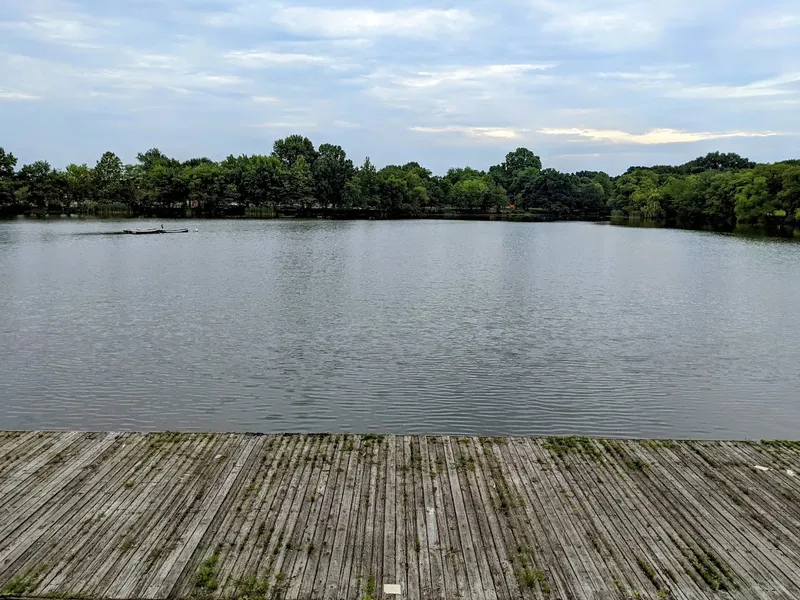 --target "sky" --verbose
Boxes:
[1,0,799,175]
